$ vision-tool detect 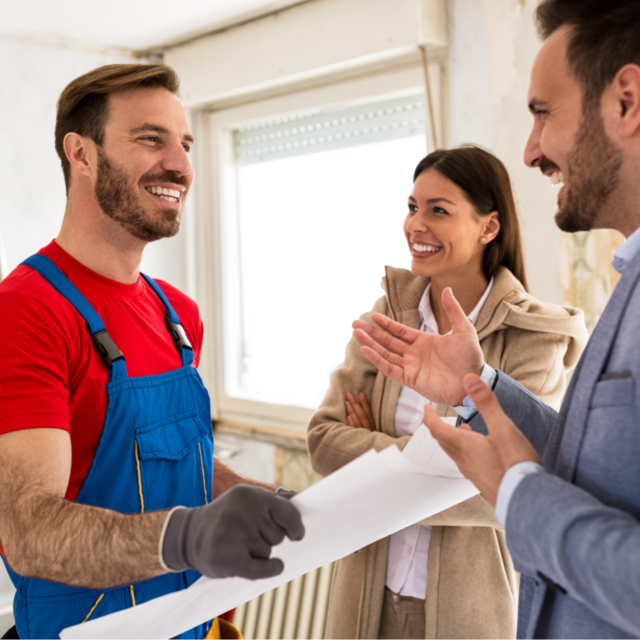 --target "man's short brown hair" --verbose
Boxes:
[536,0,640,108]
[55,64,180,194]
